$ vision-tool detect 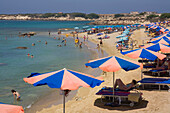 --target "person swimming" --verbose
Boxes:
[31,55,34,58]
[11,89,21,101]
[57,45,62,47]
[32,43,35,46]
